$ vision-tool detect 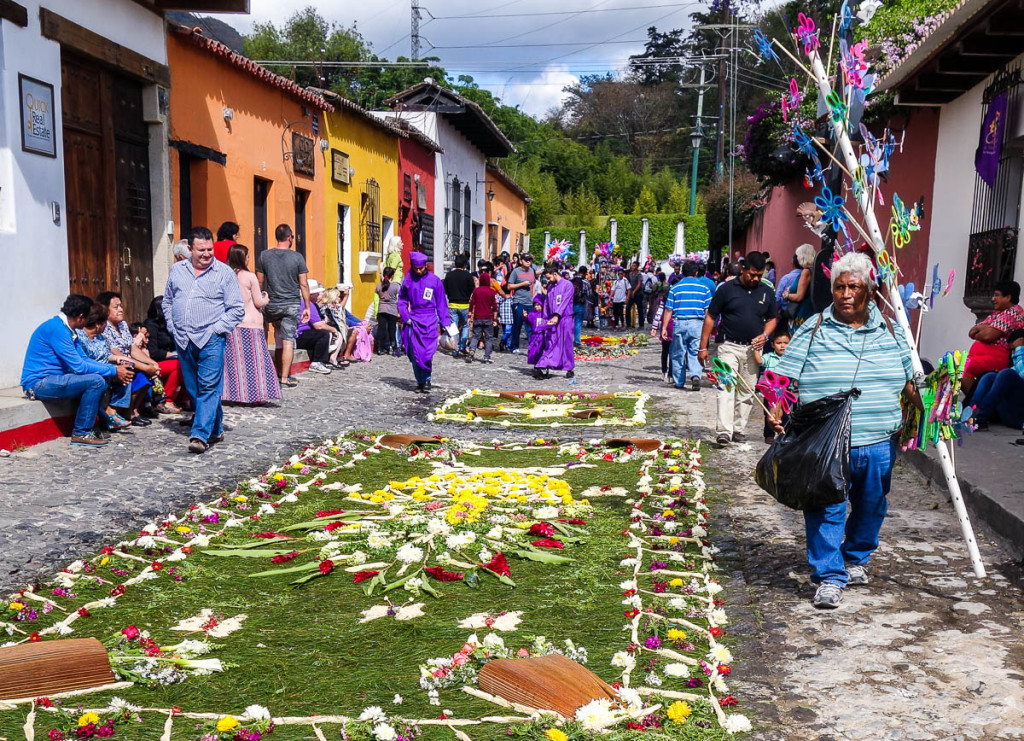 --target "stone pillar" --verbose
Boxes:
[609,218,618,245]
[578,229,587,266]
[640,218,650,264]
[674,220,686,256]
